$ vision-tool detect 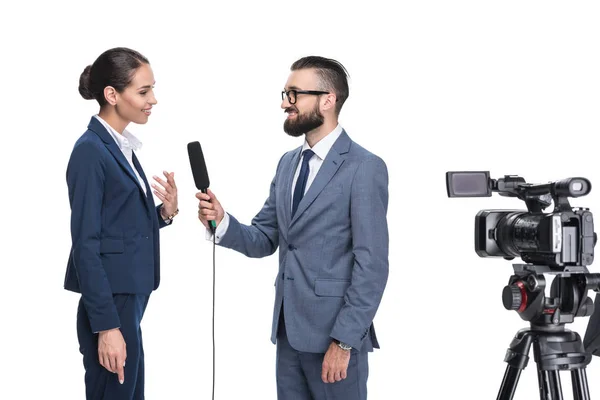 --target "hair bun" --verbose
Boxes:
[78,65,94,100]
